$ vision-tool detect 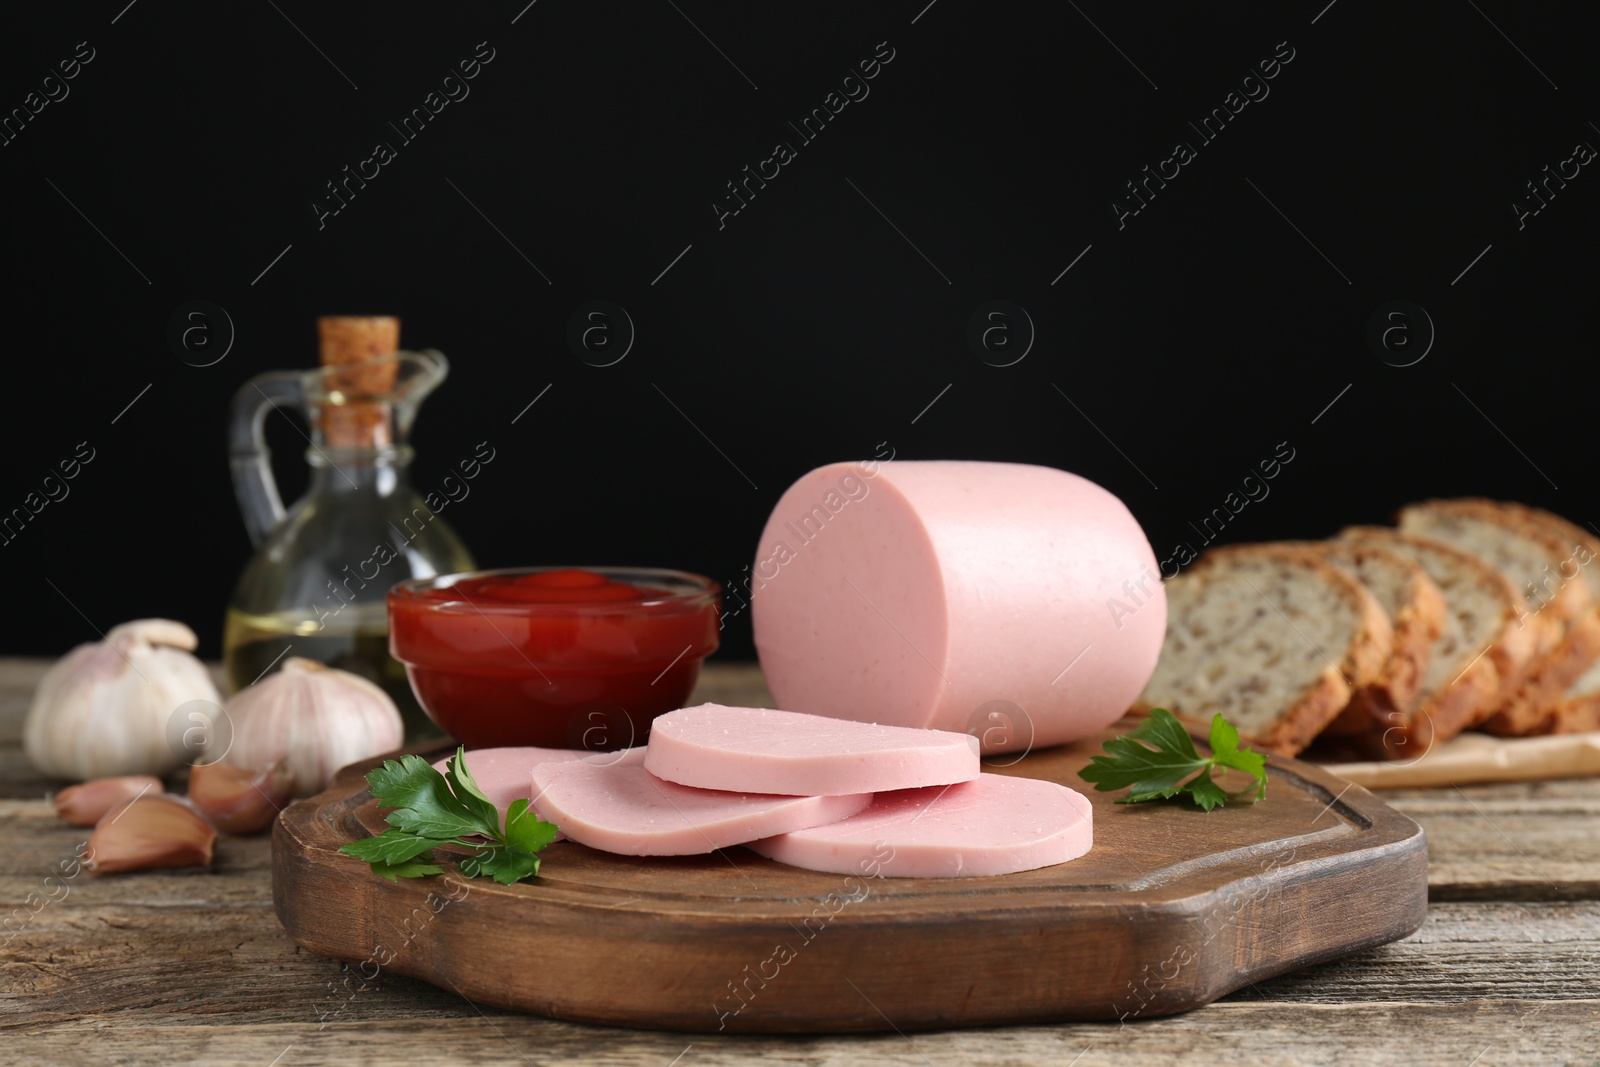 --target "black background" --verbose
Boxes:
[2,1,1595,662]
